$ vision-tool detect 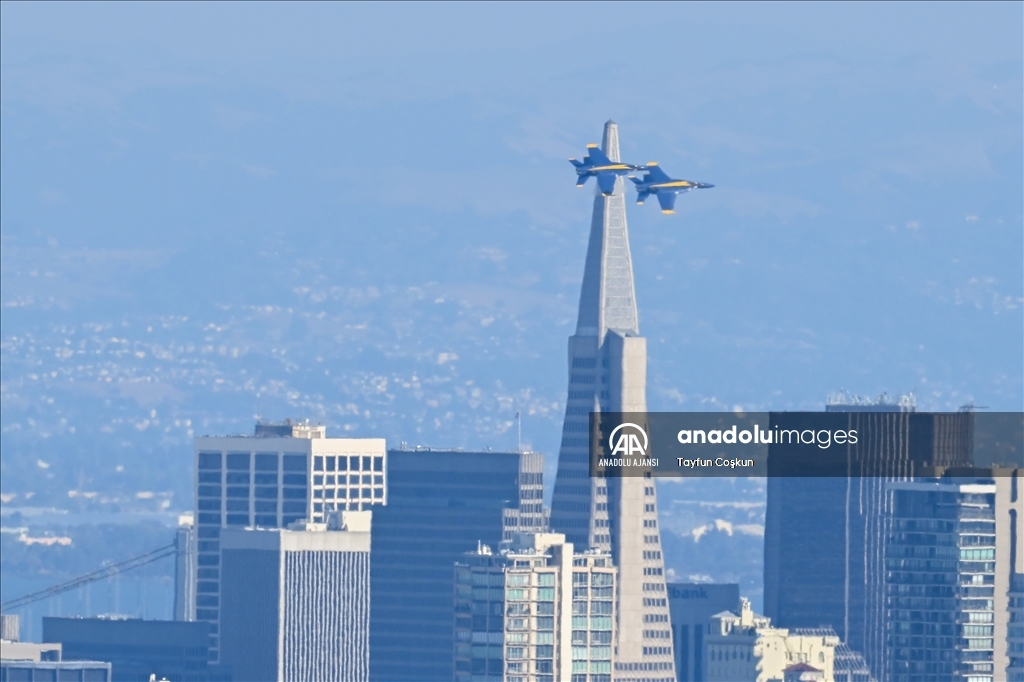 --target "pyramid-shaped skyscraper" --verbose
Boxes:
[550,121,675,680]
